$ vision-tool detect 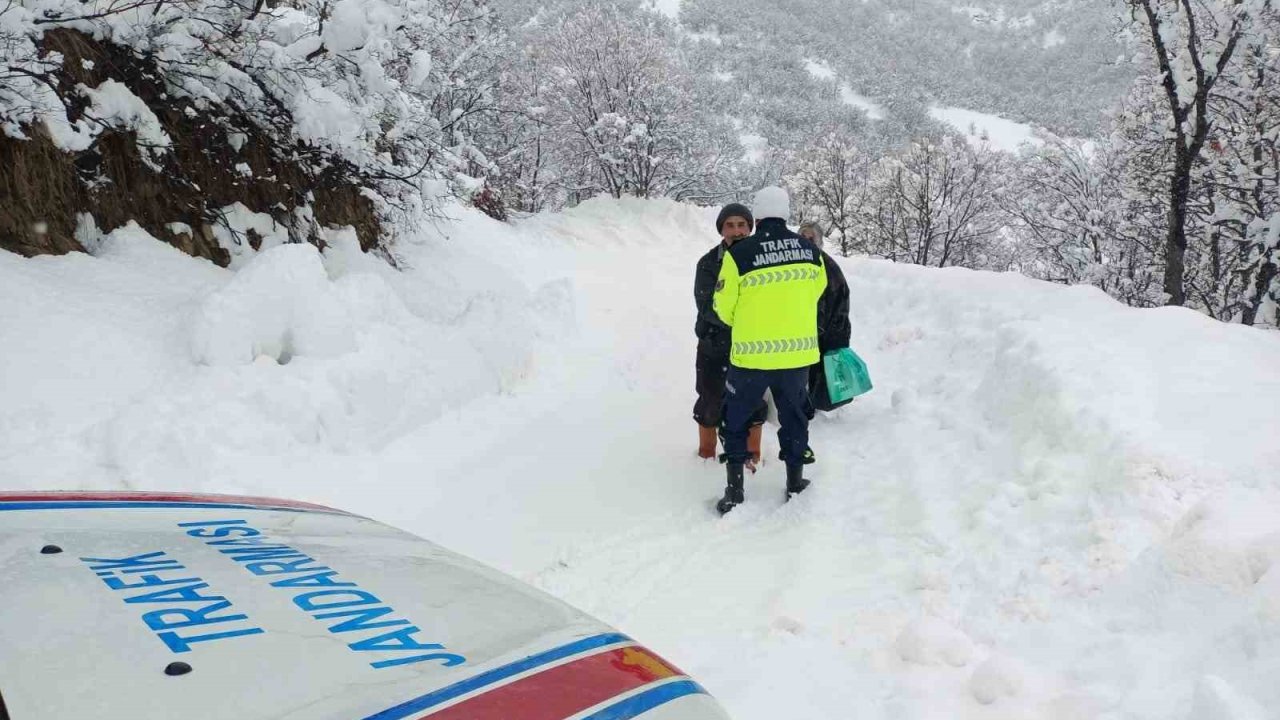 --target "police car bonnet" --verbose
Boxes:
[0,491,730,720]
